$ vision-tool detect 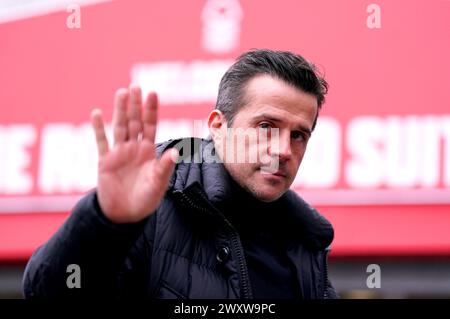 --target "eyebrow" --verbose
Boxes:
[253,113,312,136]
